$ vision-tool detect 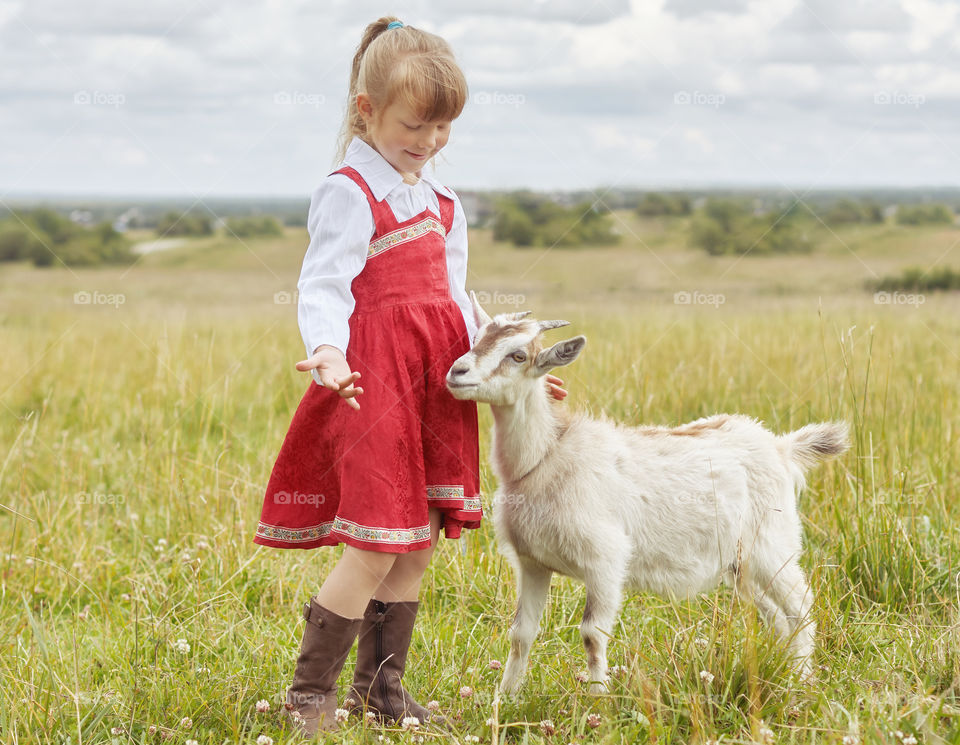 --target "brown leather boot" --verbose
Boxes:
[283,597,362,737]
[345,599,444,727]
